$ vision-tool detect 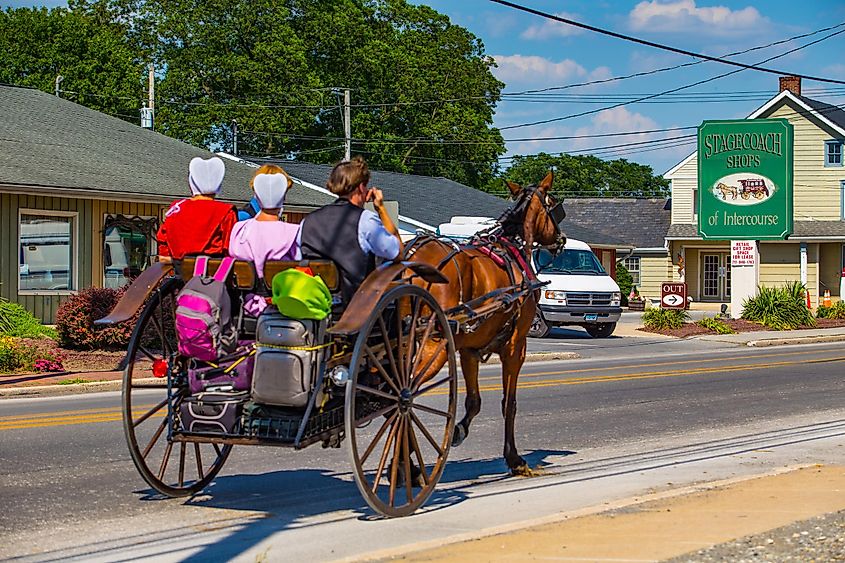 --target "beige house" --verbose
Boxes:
[665,77,845,307]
